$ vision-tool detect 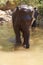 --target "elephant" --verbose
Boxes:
[12,5,34,48]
